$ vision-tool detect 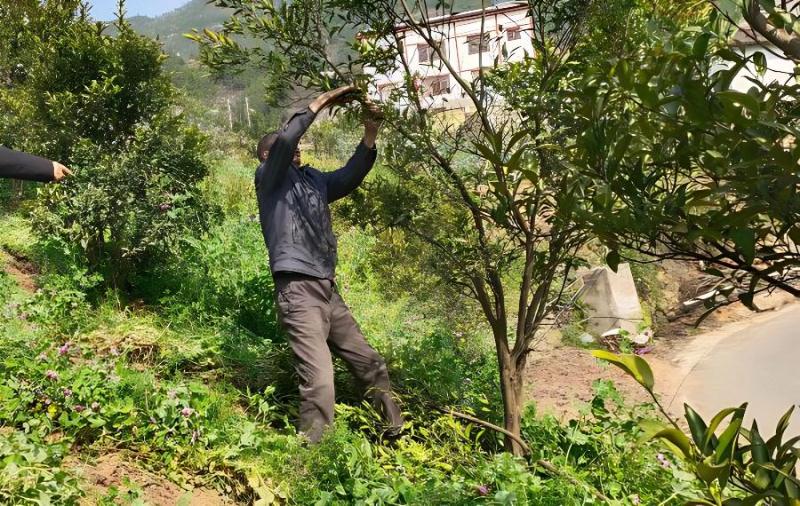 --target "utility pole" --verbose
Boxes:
[226,98,233,130]
[245,96,252,129]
